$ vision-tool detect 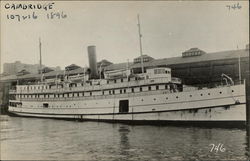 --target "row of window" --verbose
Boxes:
[15,85,171,99]
[19,77,150,91]
[12,88,230,100]
[182,51,203,57]
[134,57,151,63]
